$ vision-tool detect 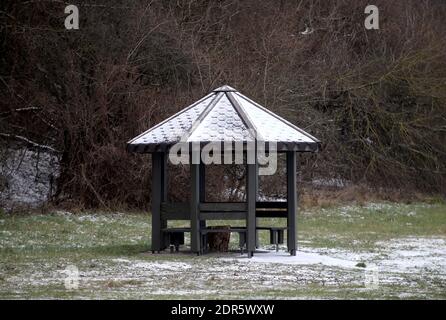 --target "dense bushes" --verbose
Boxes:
[1,0,445,208]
